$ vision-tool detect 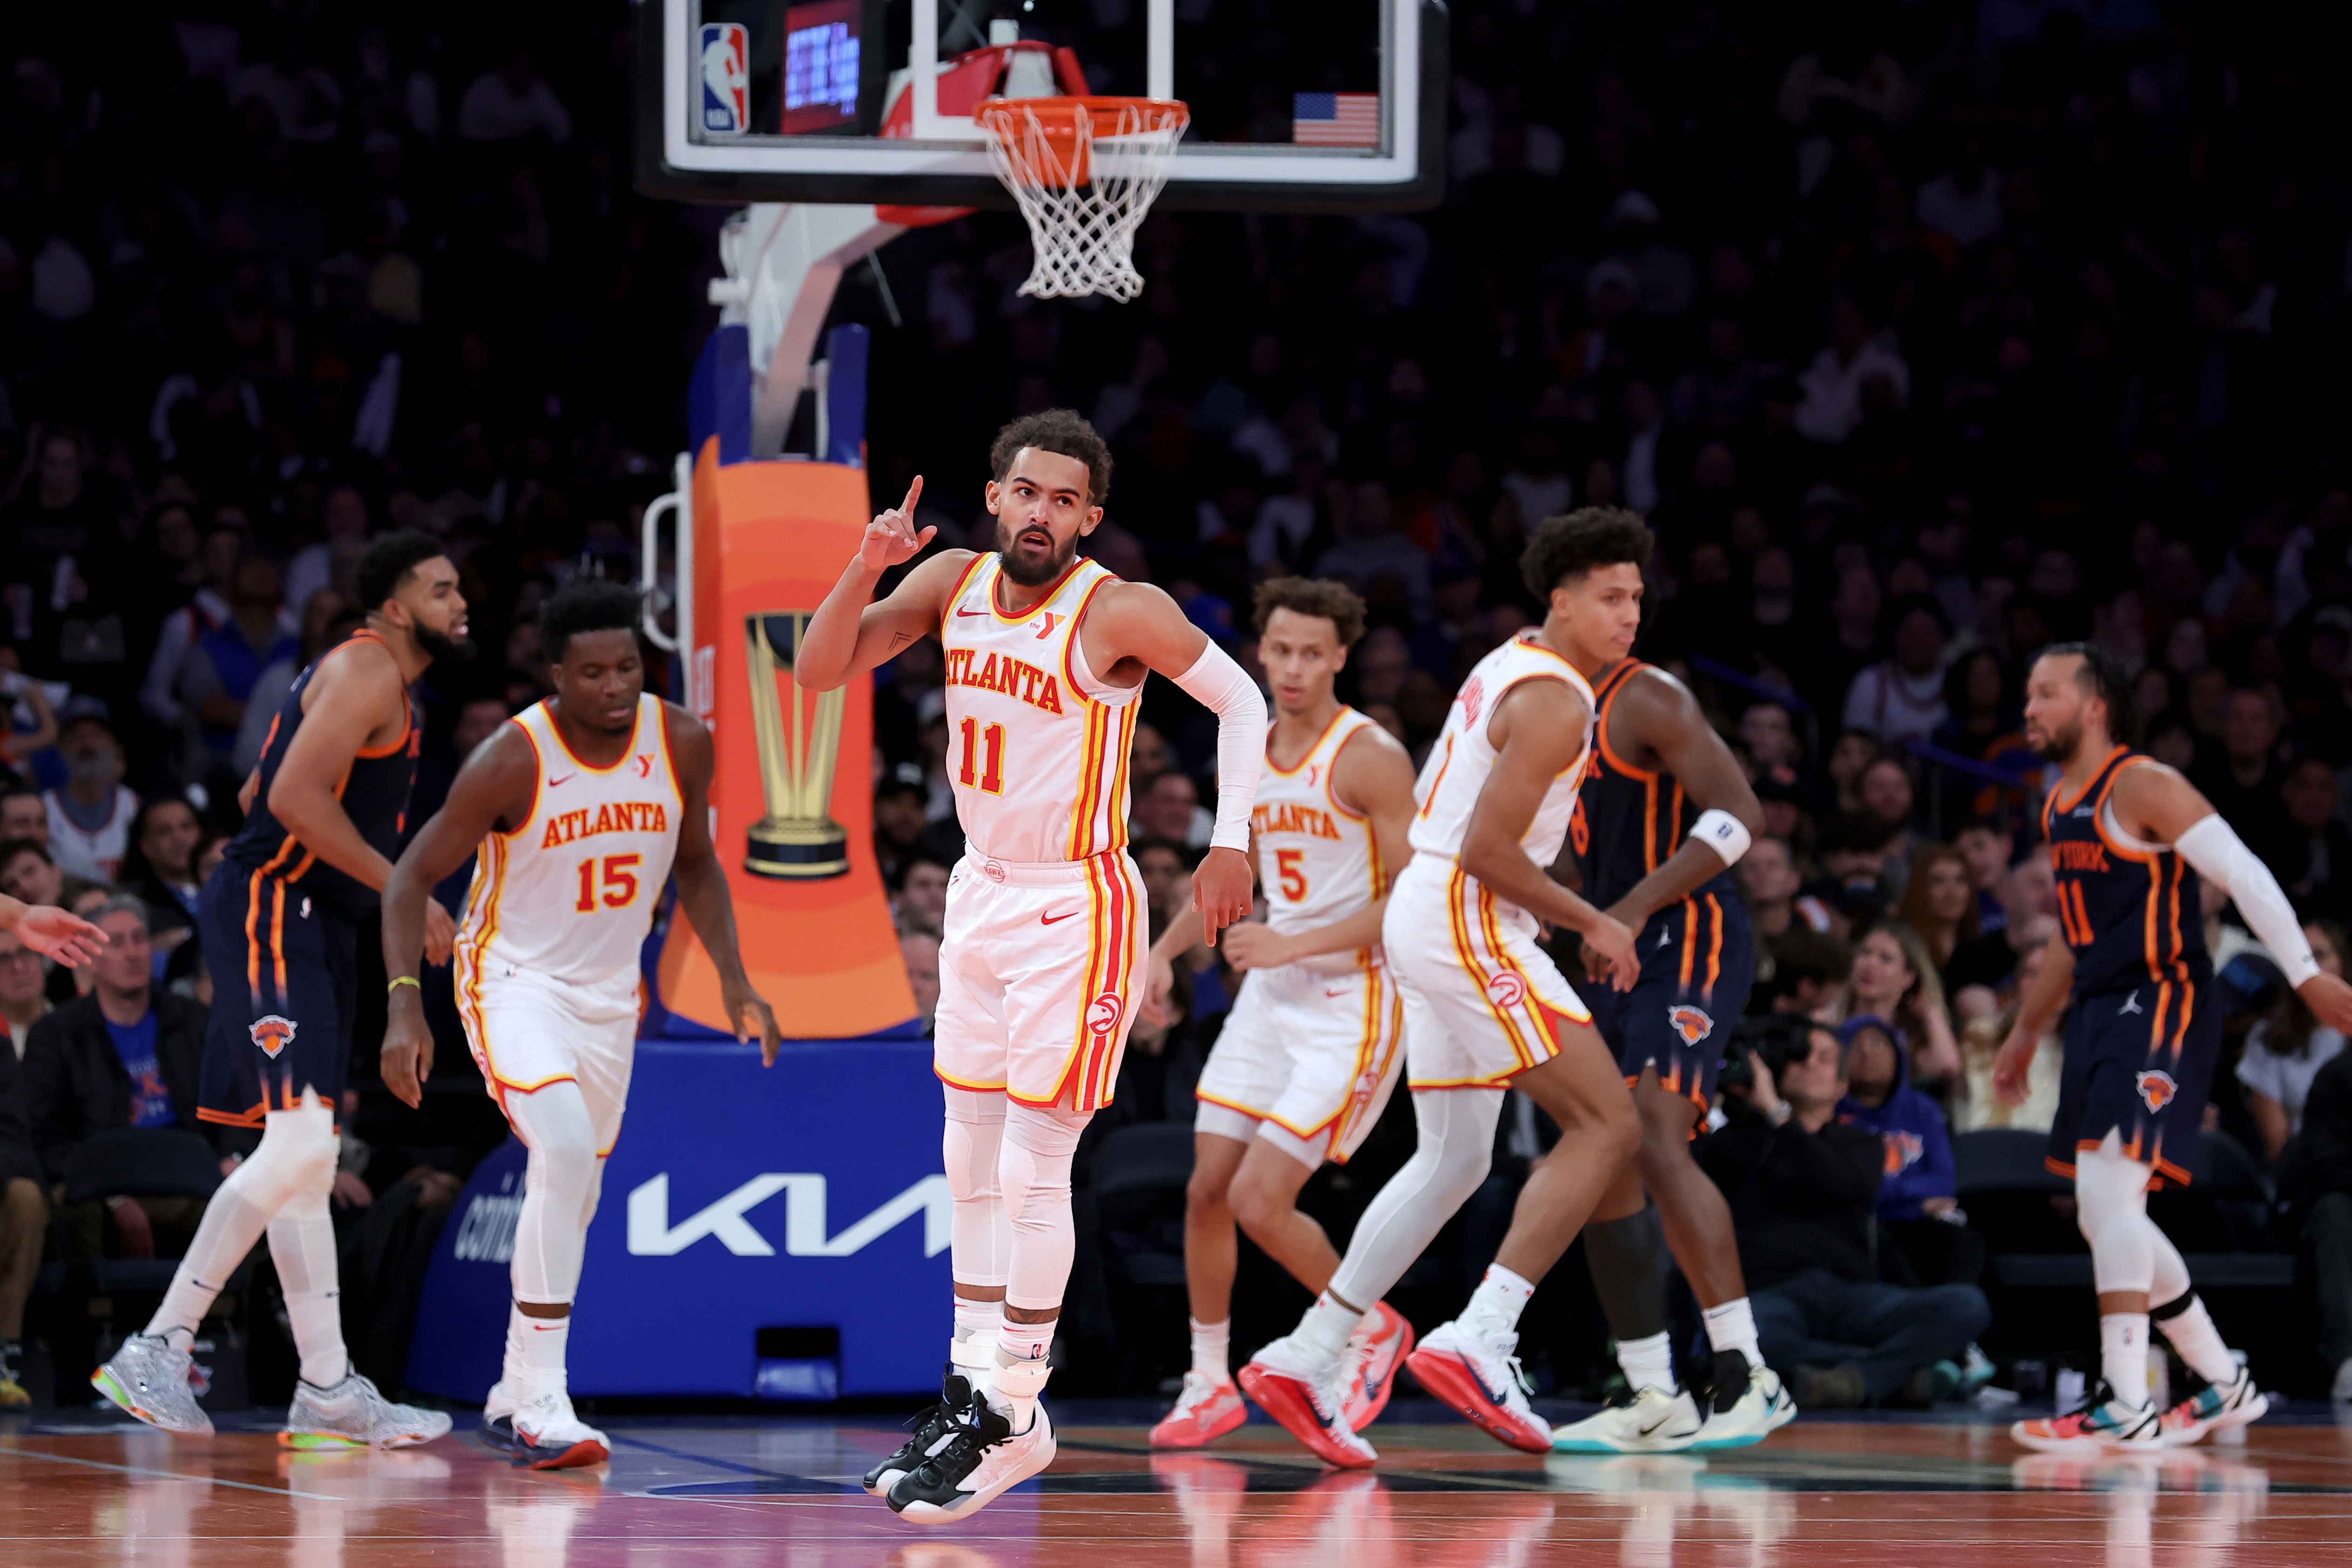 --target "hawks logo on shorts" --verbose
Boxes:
[1484,970,1527,1009]
[1088,992,1124,1036]
[250,1015,297,1059]
[2137,1069,2178,1112]
[1667,1005,1715,1044]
